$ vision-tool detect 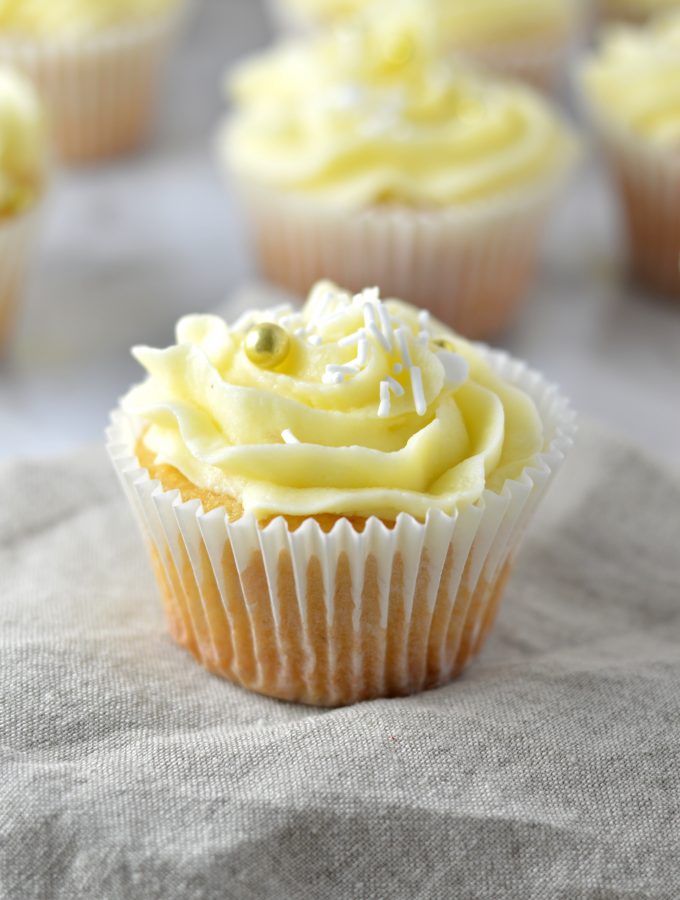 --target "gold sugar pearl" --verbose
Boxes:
[433,337,456,353]
[244,322,290,369]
